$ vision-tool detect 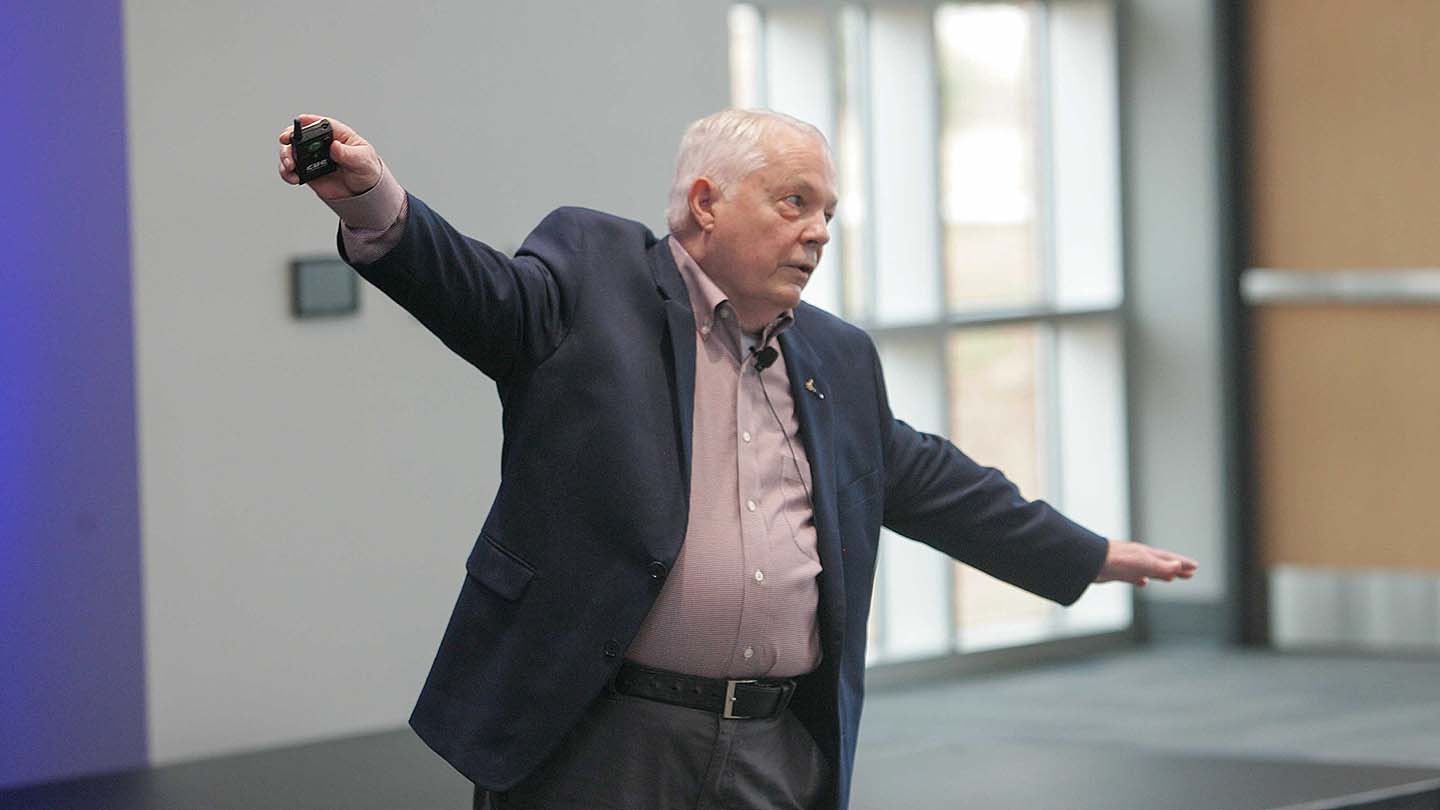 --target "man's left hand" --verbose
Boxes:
[1095,540,1198,587]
